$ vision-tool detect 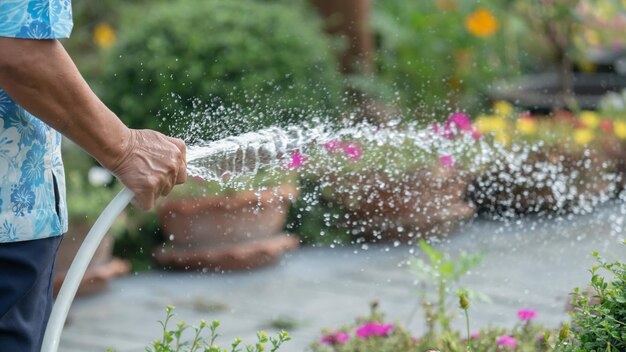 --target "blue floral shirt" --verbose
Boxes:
[0,0,72,242]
